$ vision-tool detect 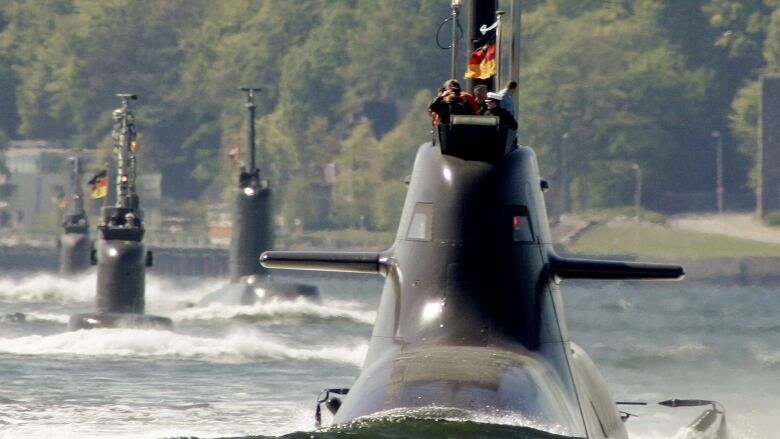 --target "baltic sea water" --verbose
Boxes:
[0,271,776,438]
